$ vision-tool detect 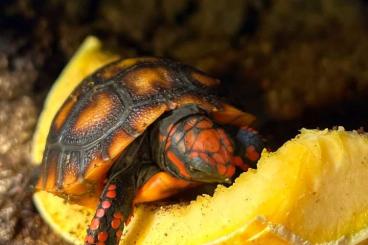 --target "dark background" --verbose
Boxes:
[1,1,368,244]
